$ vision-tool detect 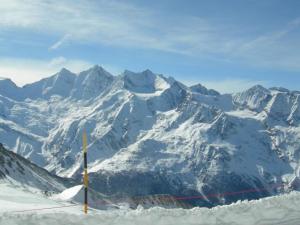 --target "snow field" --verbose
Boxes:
[1,183,300,225]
